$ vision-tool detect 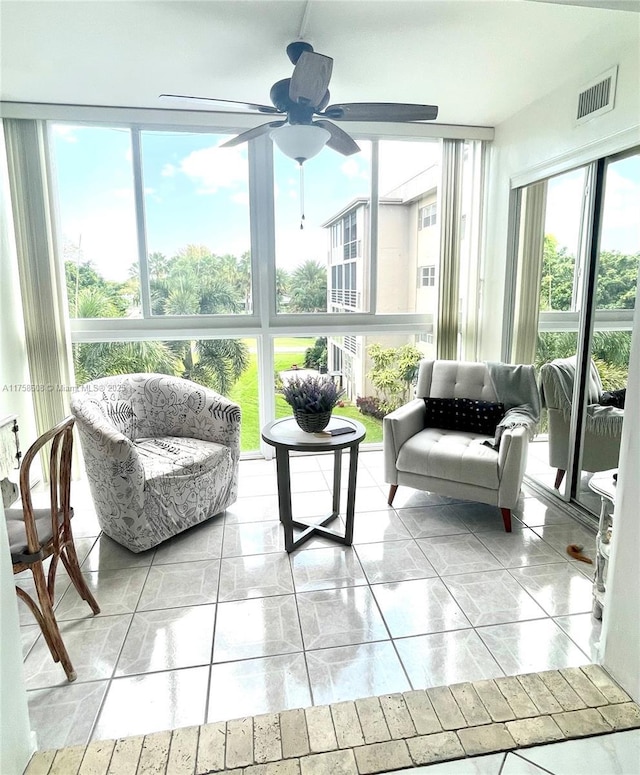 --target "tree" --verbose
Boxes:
[366,343,422,413]
[304,337,328,371]
[288,260,327,313]
[539,235,575,311]
[595,250,640,310]
[69,246,251,395]
[65,260,132,317]
[275,267,289,312]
